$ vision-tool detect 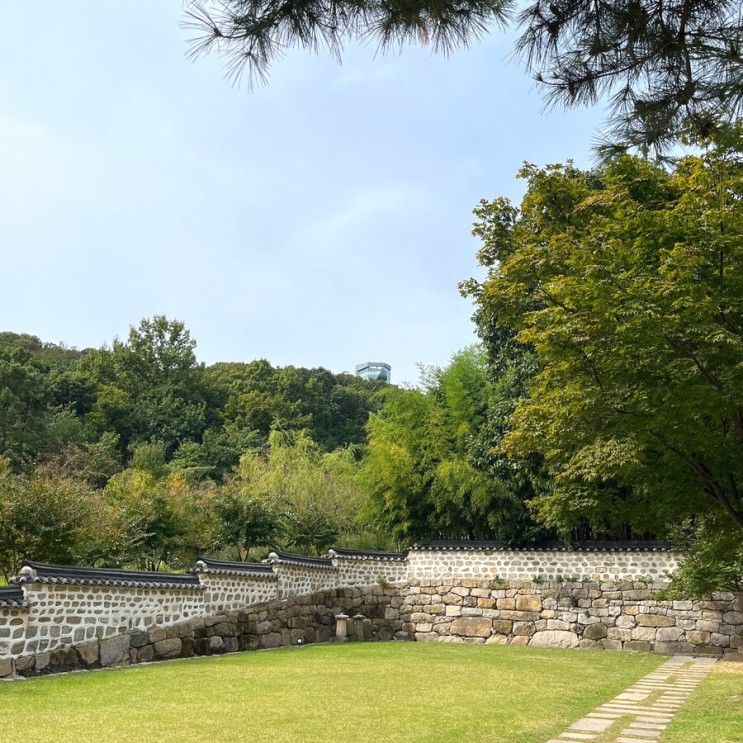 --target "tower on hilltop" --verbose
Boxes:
[355,361,391,383]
